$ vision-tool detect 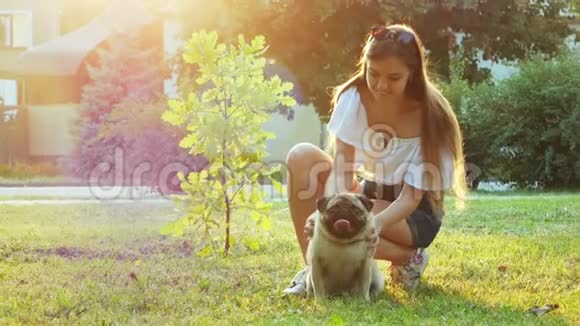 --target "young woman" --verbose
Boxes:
[283,24,467,294]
